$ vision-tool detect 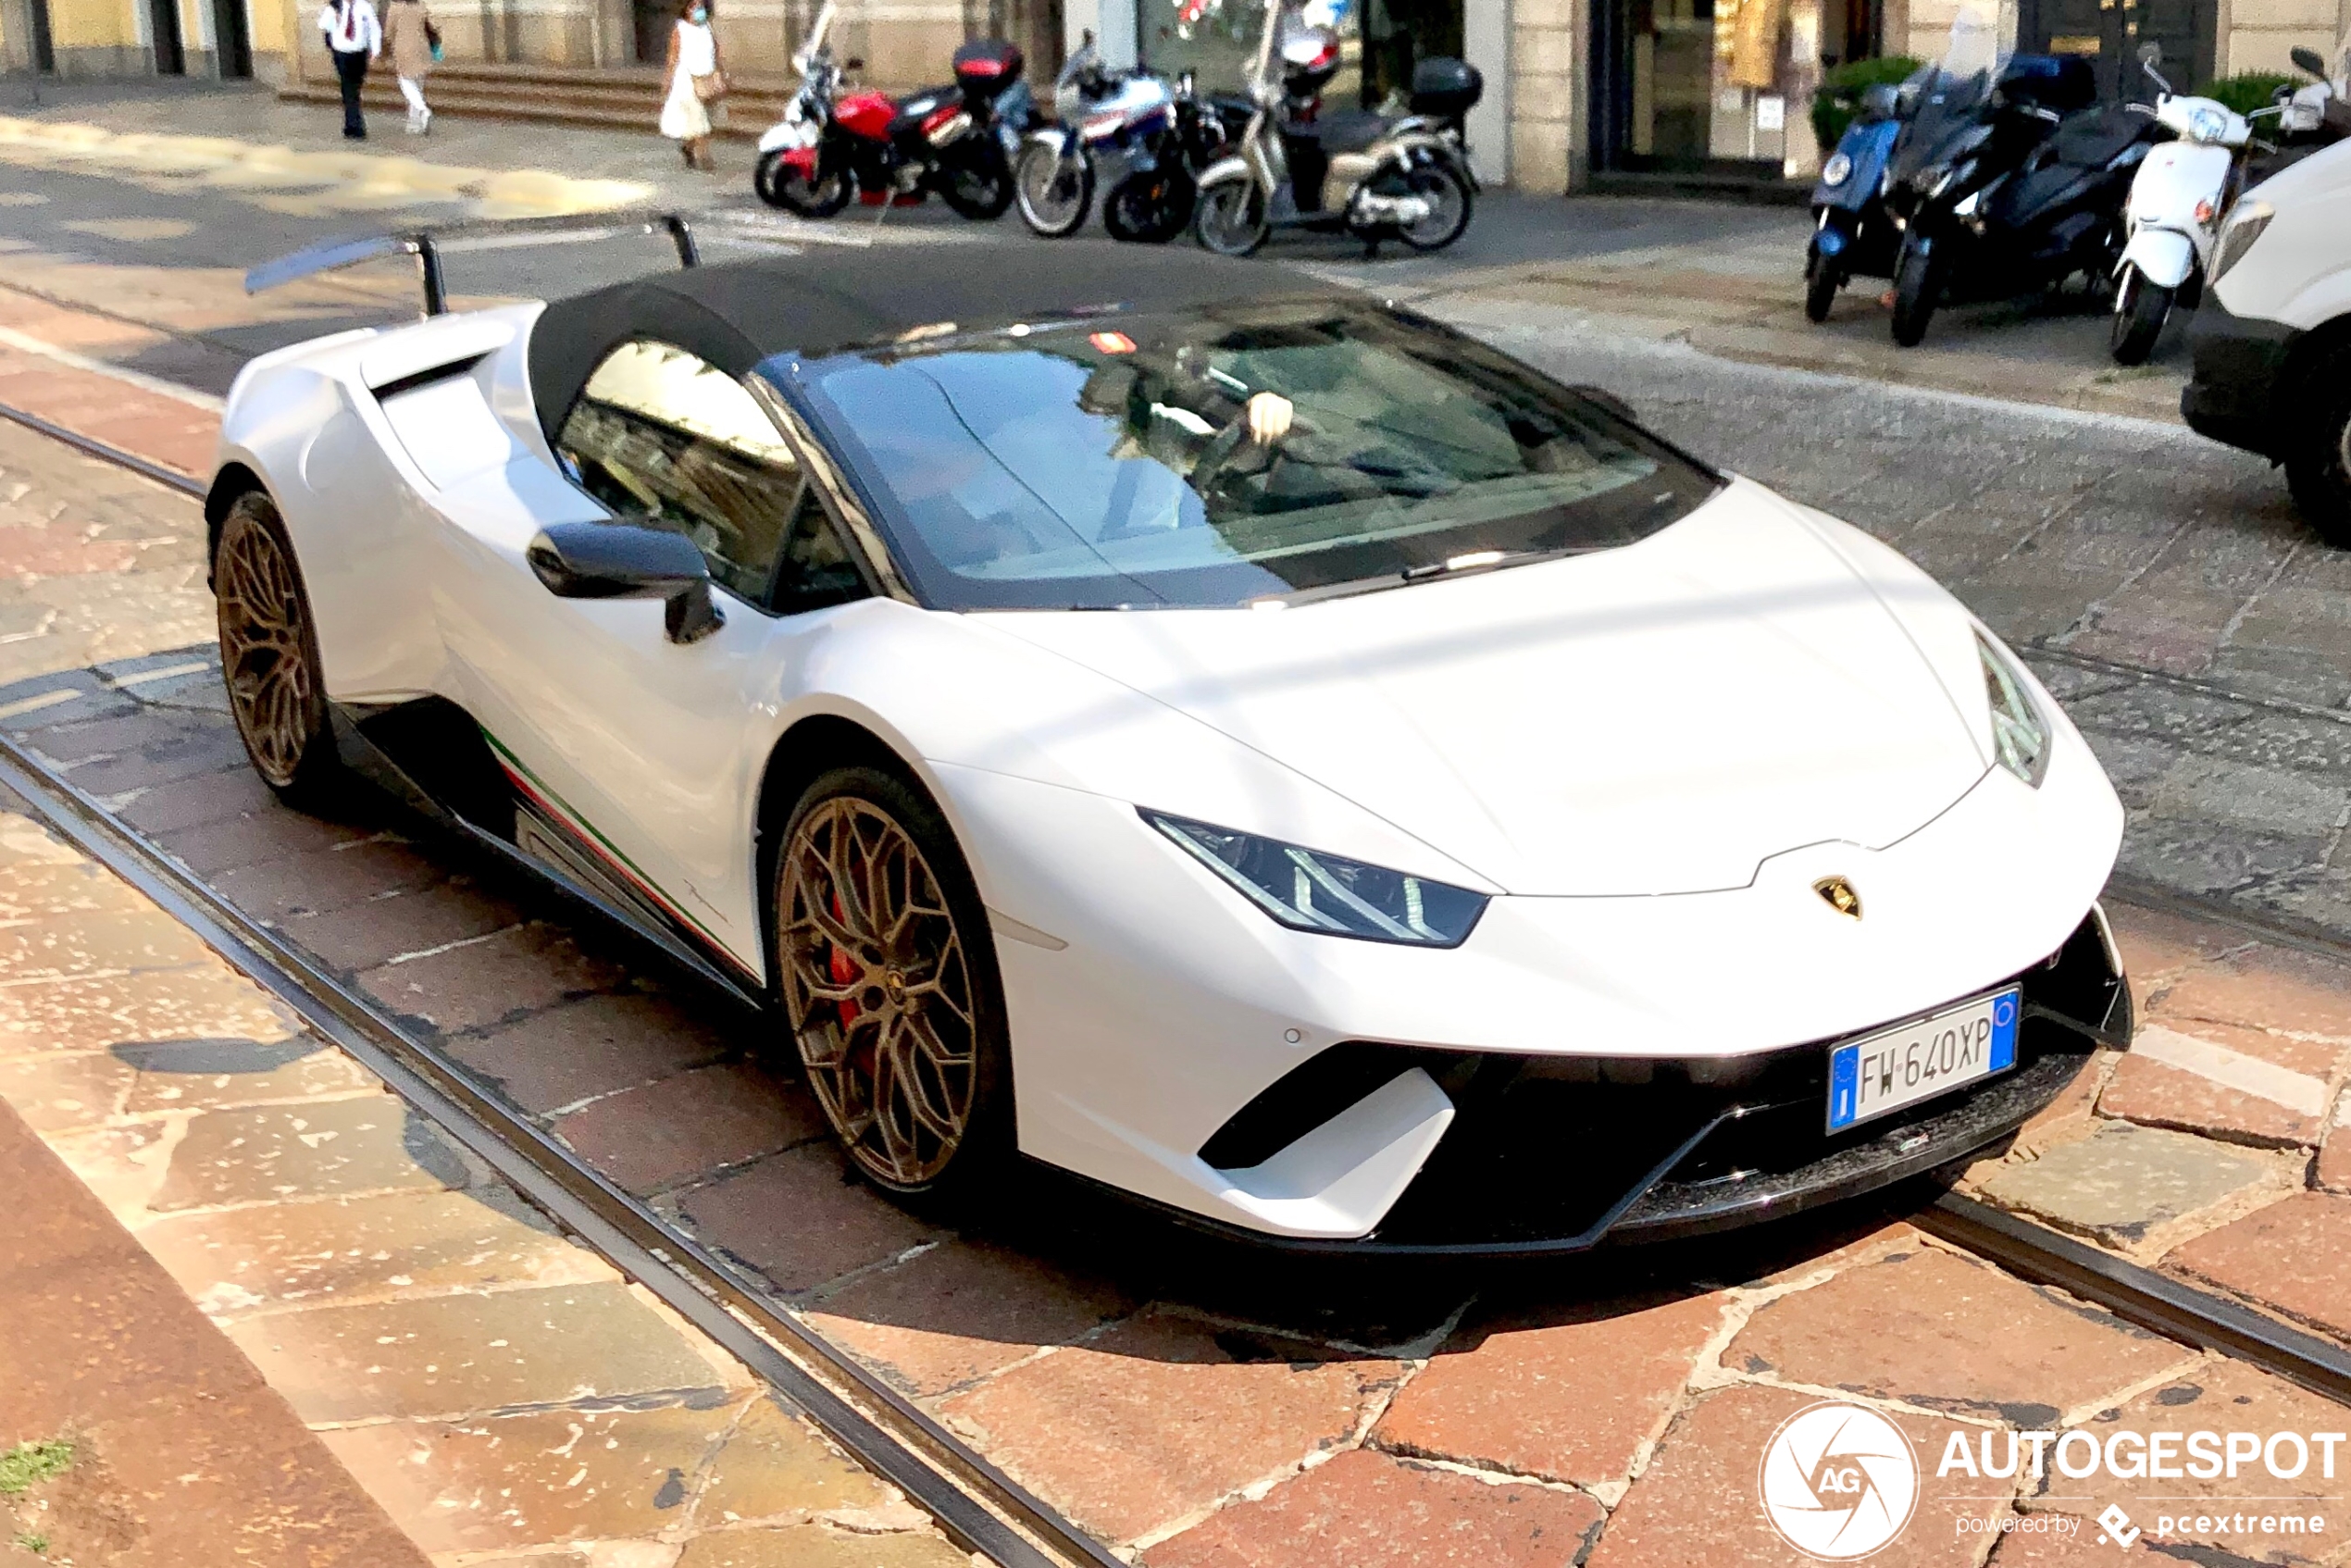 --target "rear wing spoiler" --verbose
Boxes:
[243,211,704,317]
